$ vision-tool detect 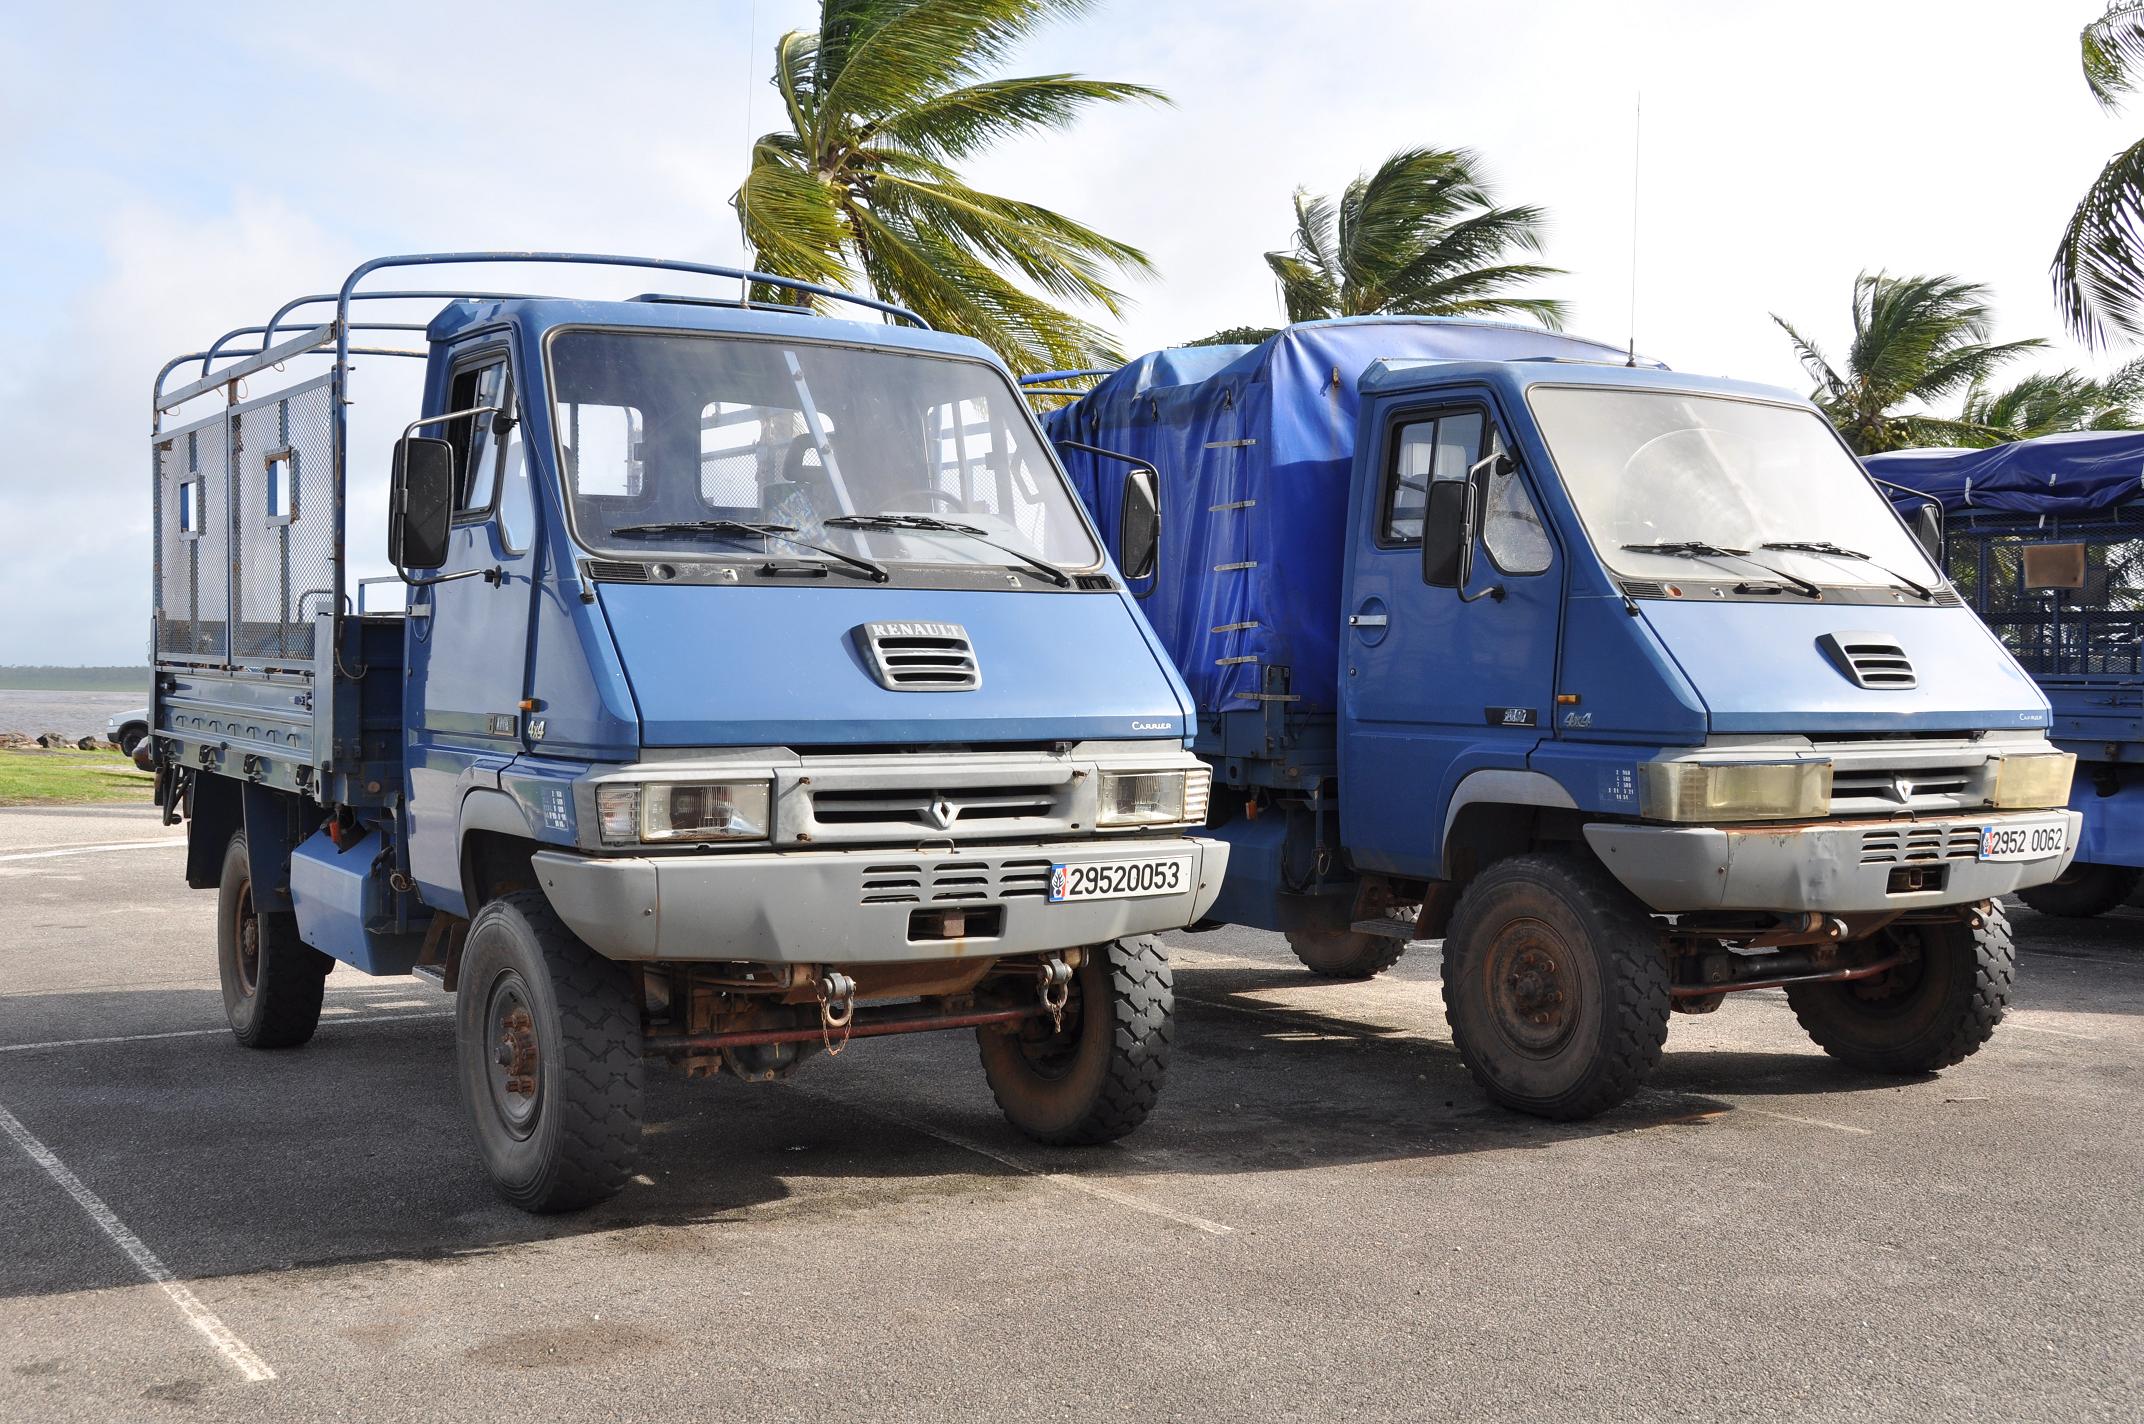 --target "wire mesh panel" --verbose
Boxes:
[153,409,231,660]
[230,375,335,664]
[1949,506,2144,676]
